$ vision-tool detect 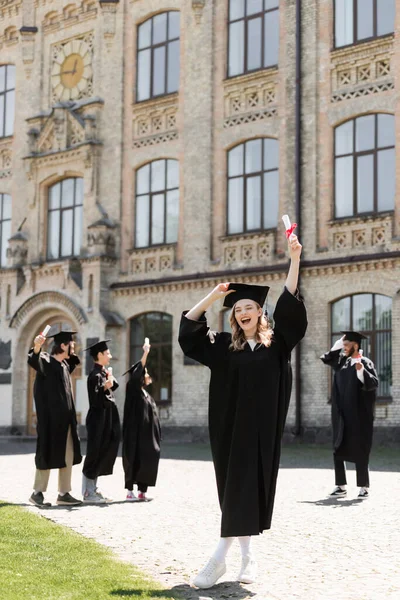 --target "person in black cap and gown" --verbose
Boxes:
[178,234,307,589]
[82,340,121,503]
[28,328,82,507]
[321,331,378,499]
[122,339,161,501]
